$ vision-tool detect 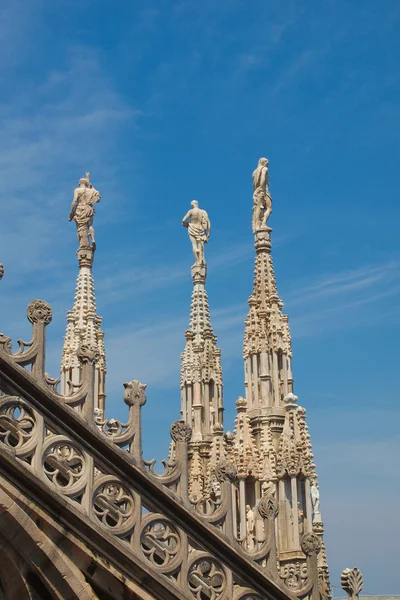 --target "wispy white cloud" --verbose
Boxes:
[271,50,317,96]
[0,43,139,279]
[72,257,400,398]
[286,262,400,305]
[285,260,400,337]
